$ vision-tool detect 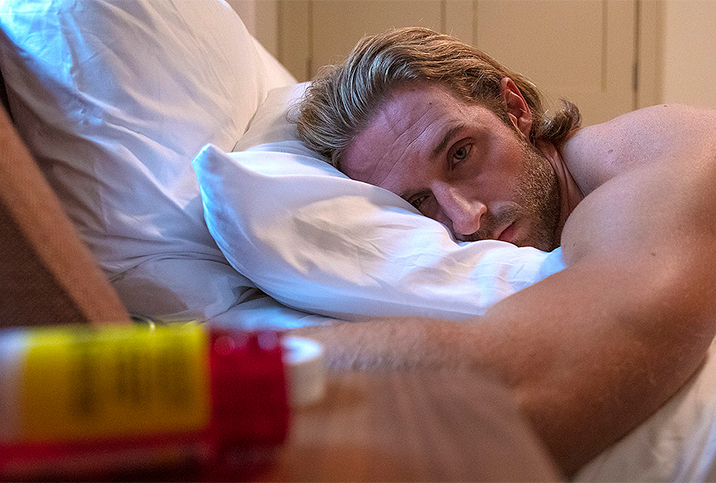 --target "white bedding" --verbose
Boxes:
[1,0,716,479]
[576,336,716,482]
[0,0,298,324]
